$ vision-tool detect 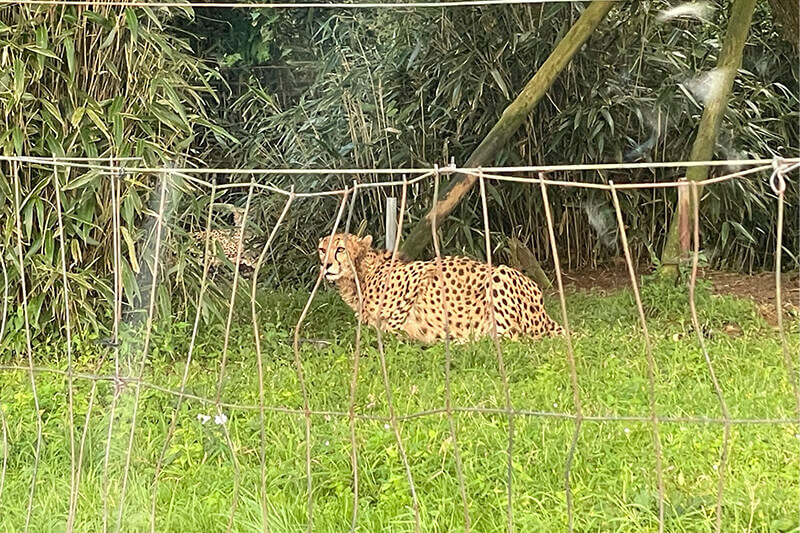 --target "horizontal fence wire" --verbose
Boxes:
[0,364,796,426]
[0,0,627,8]
[0,156,797,532]
[0,154,791,174]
